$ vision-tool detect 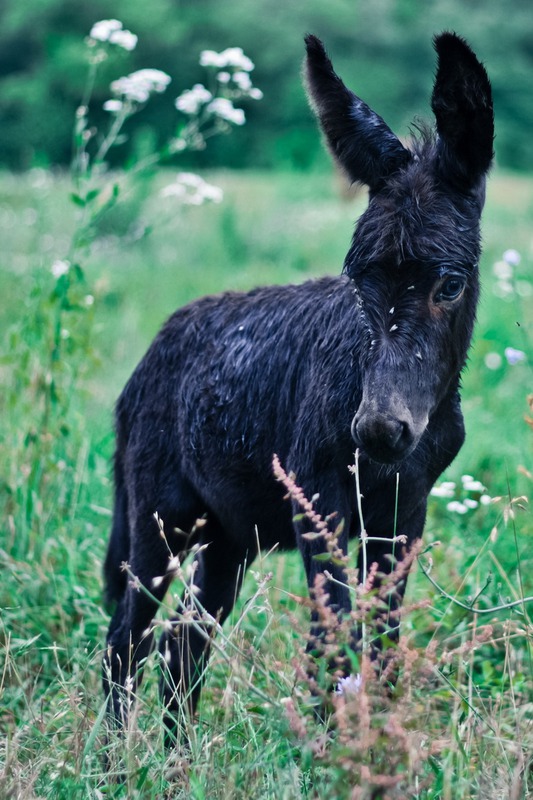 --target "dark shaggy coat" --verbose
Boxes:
[103,32,494,740]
